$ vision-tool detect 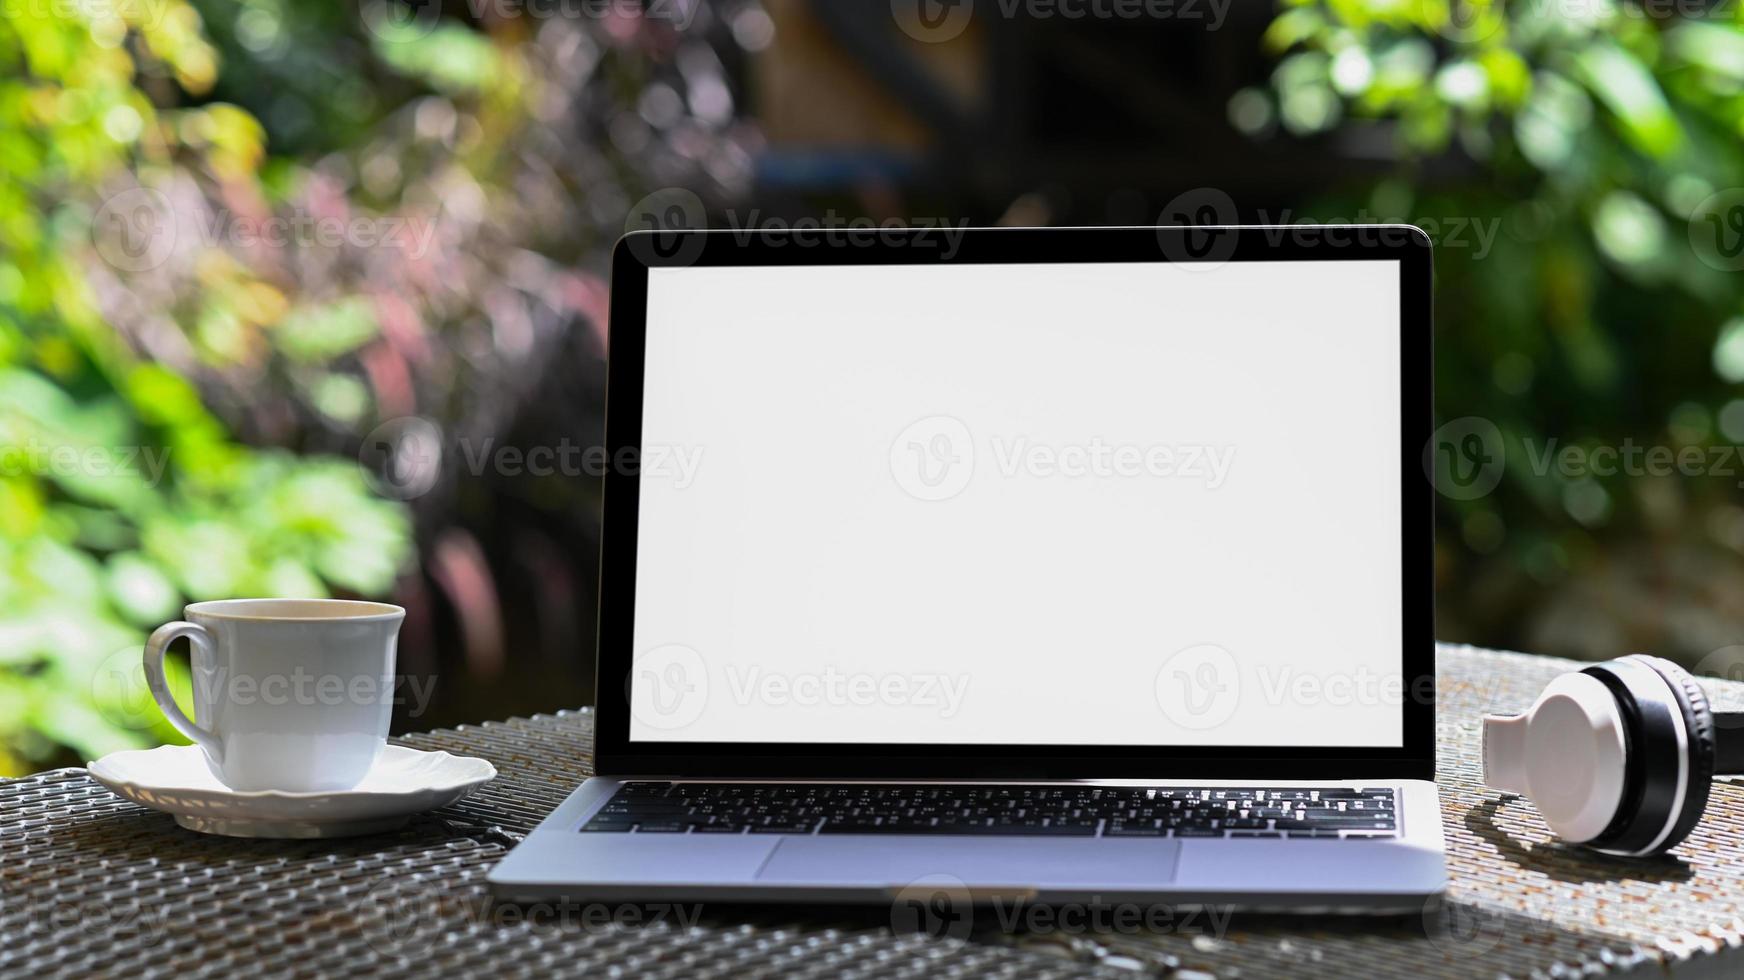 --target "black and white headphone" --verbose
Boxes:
[1483,654,1744,856]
